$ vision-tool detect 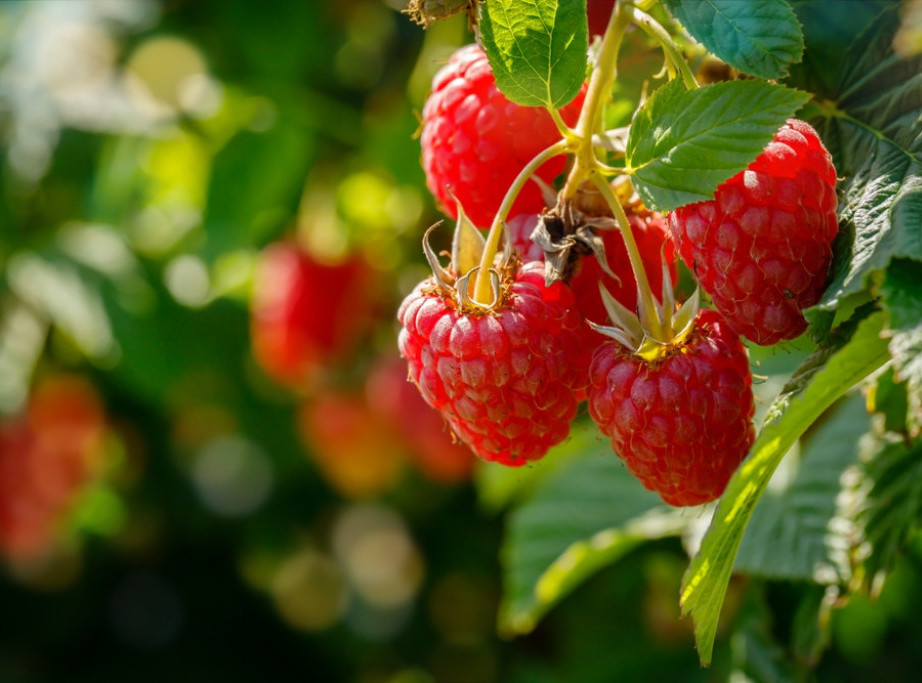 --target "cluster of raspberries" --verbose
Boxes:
[399,44,839,506]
